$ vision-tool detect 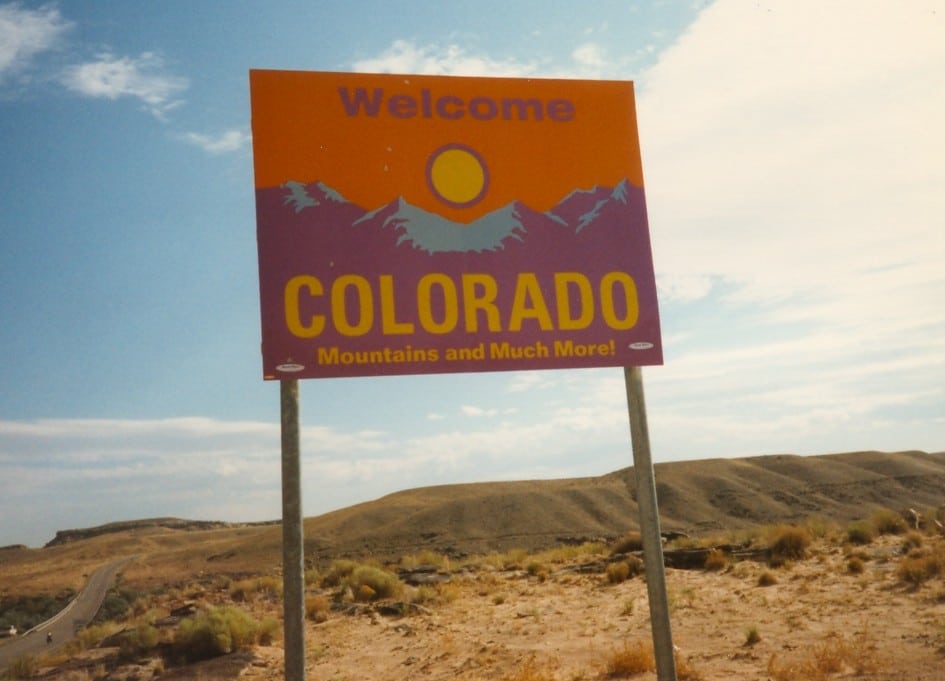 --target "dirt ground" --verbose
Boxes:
[28,533,945,681]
